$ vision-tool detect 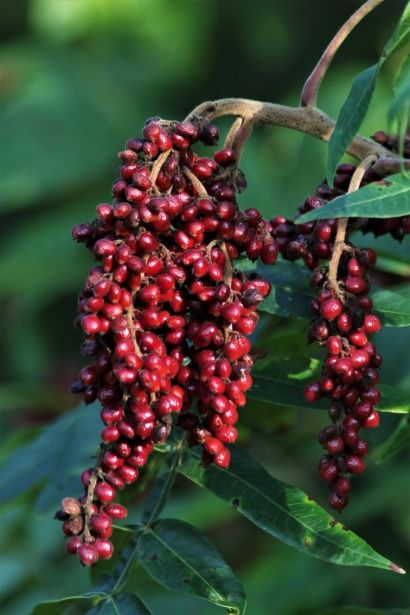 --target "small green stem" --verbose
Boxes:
[144,435,186,529]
